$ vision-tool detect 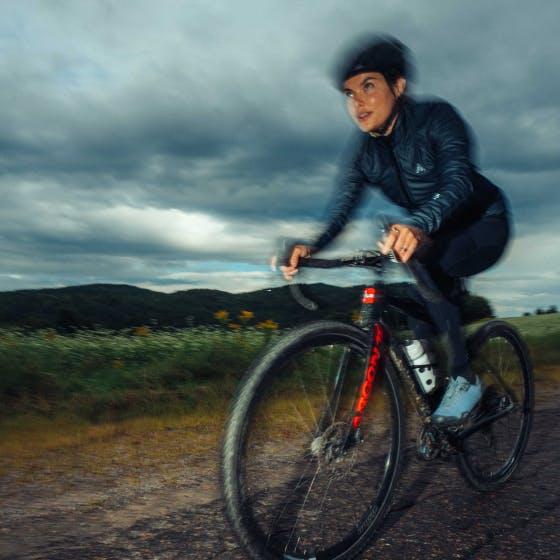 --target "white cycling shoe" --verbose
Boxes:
[431,375,483,426]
